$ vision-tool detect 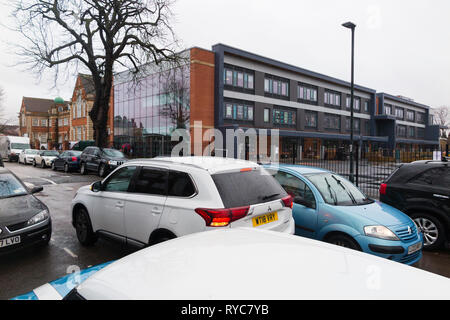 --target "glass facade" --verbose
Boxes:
[113,62,190,158]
